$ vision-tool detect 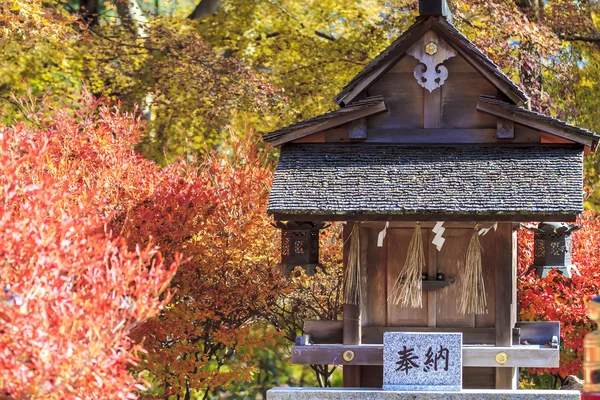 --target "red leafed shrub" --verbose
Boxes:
[519,211,600,379]
[0,92,179,399]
